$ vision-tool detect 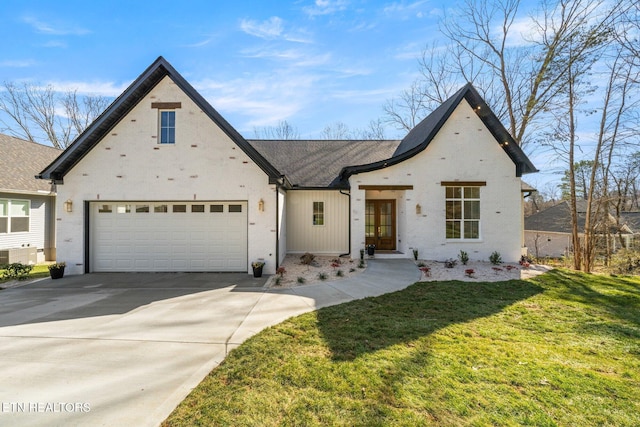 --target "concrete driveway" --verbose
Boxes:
[0,260,419,427]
